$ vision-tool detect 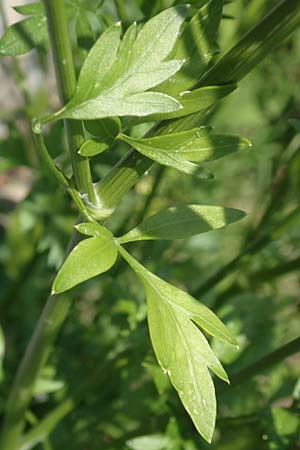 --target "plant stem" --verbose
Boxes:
[228,336,300,388]
[42,0,95,203]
